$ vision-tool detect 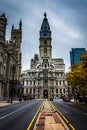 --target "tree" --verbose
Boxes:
[67,51,87,96]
